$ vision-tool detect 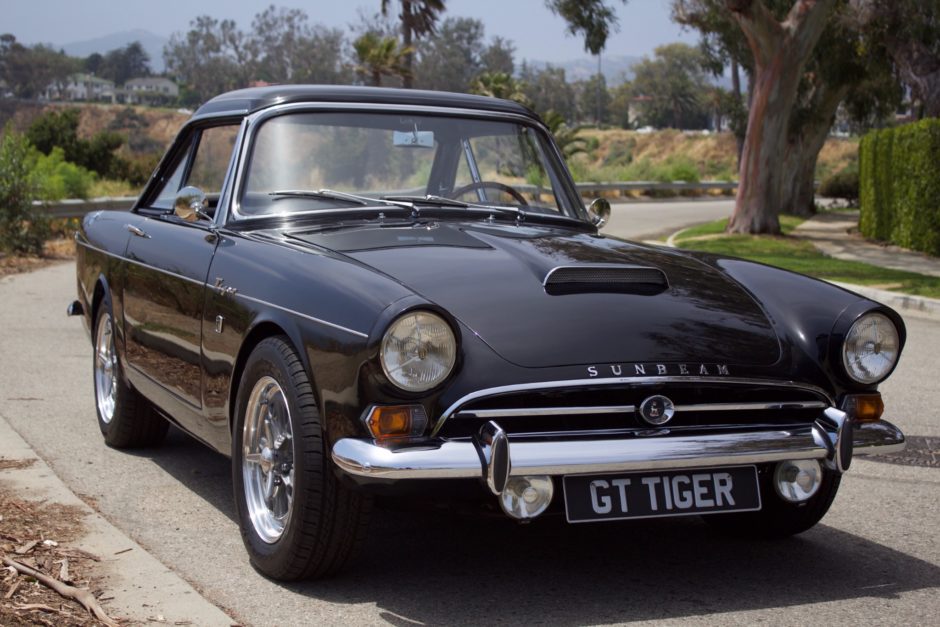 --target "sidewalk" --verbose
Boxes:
[792,211,940,320]
[793,211,940,278]
[0,416,234,626]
